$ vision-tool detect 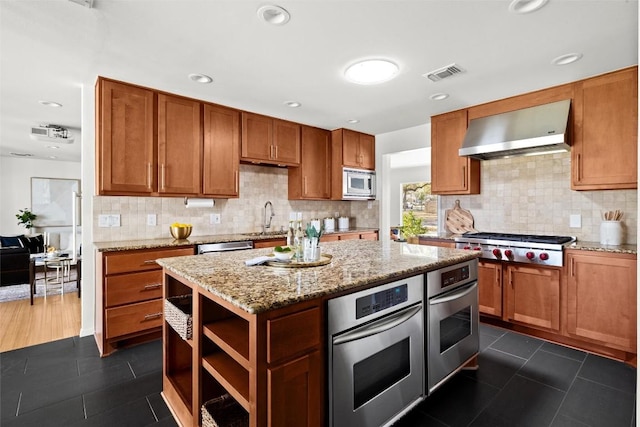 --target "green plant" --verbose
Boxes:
[400,211,426,237]
[16,208,37,229]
